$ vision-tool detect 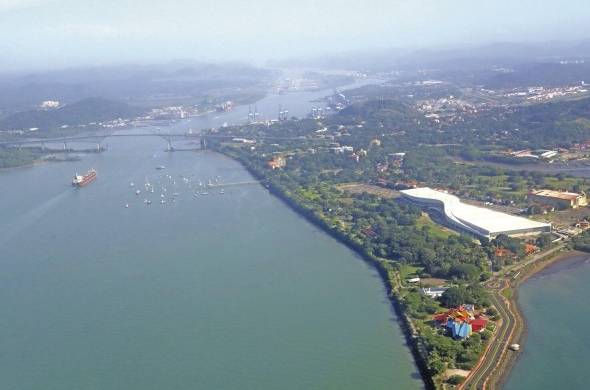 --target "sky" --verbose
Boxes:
[1,0,589,71]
